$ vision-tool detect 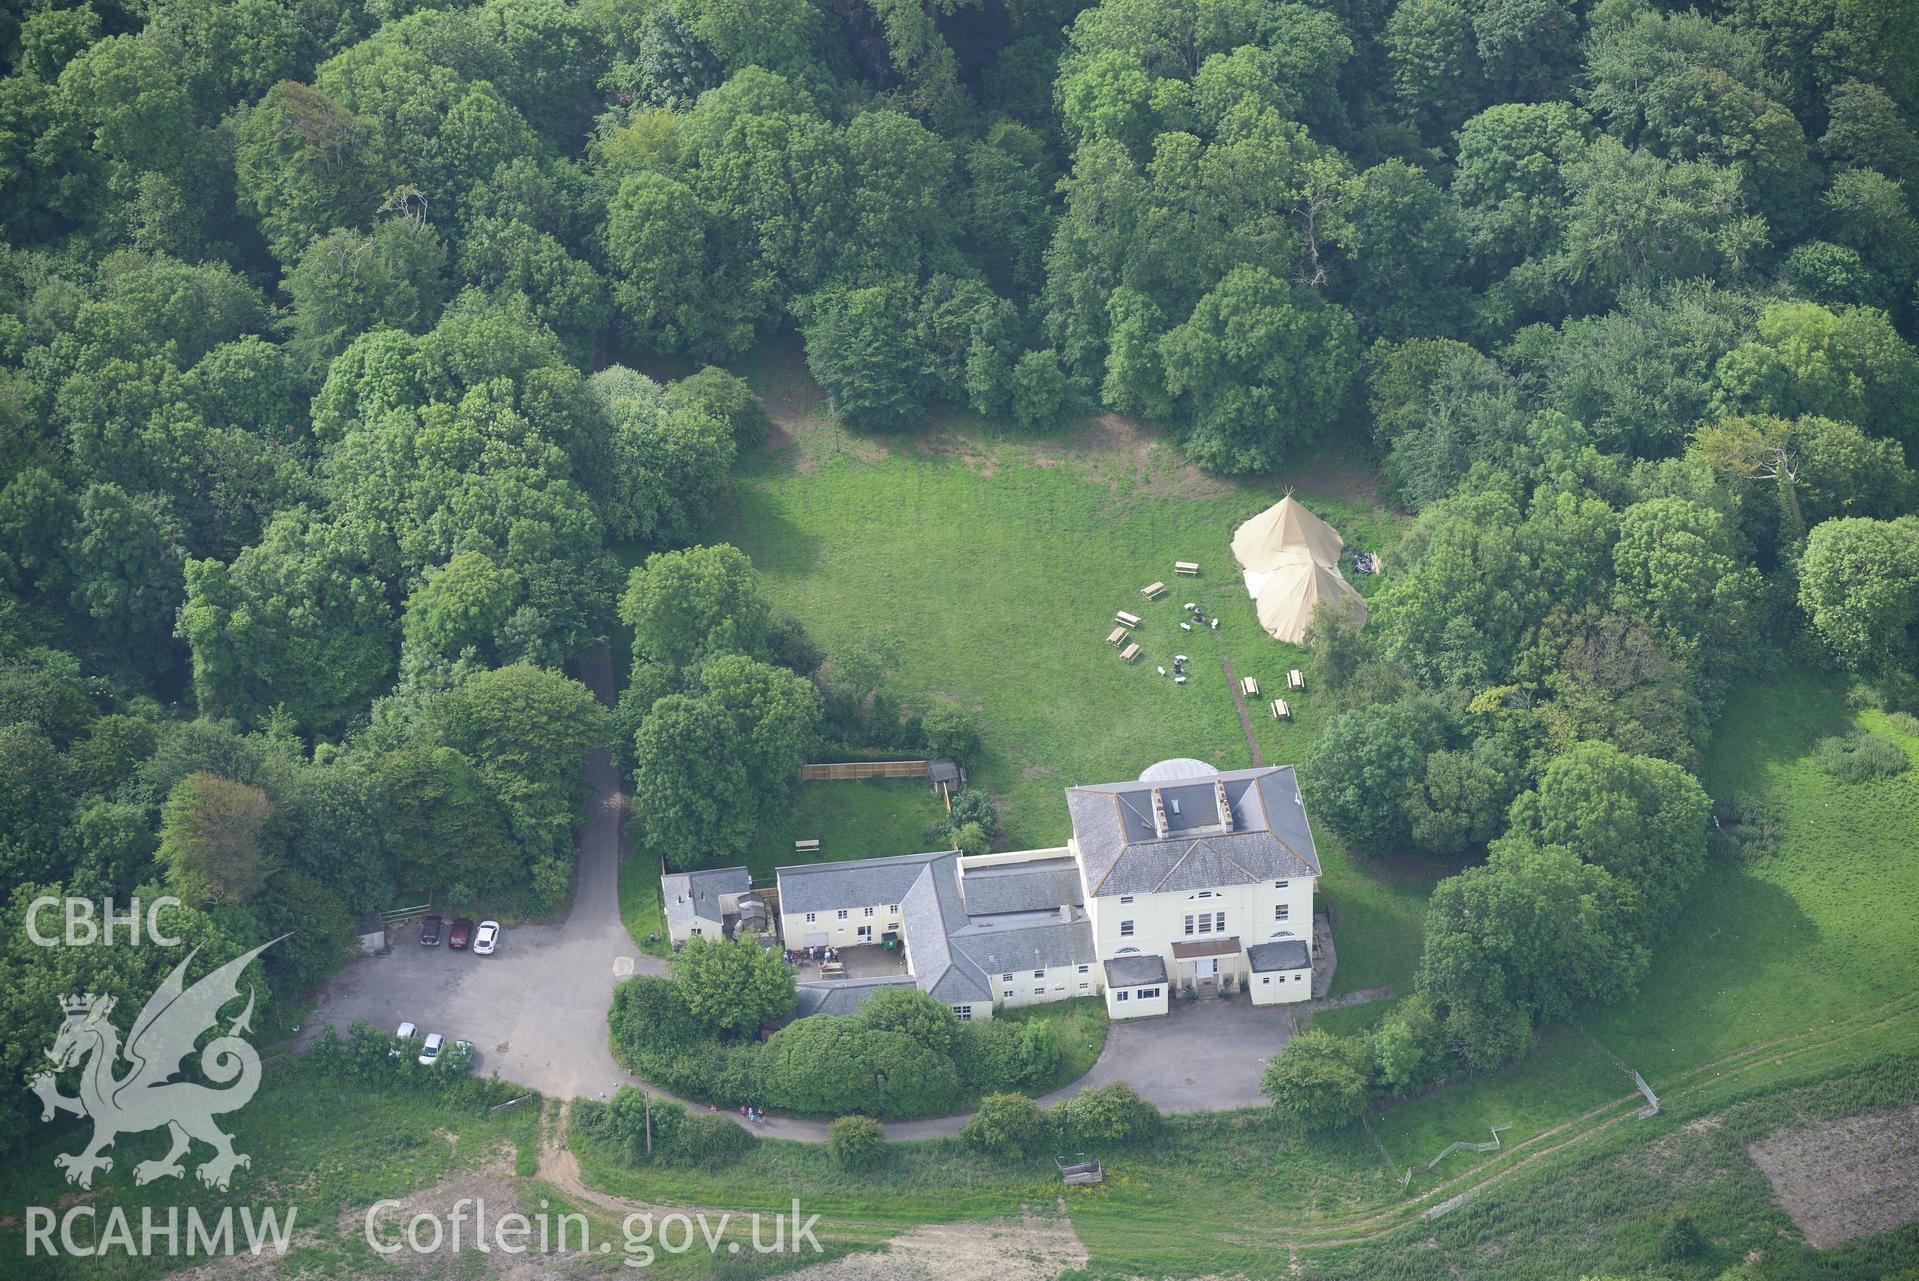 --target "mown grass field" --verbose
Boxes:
[655,338,1428,1002]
